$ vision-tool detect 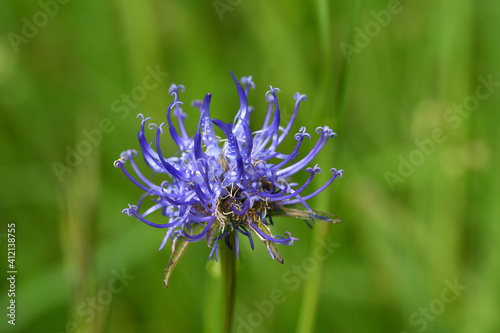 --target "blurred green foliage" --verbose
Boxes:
[1,0,499,332]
